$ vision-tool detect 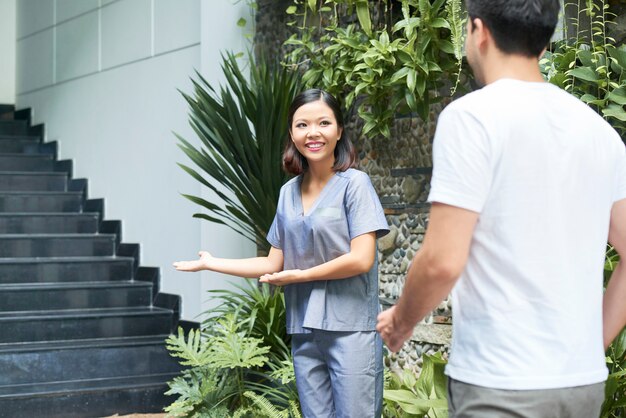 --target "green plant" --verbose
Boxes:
[284,0,466,138]
[165,282,300,416]
[602,245,626,417]
[540,0,626,137]
[206,281,291,363]
[383,353,448,418]
[176,53,302,252]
